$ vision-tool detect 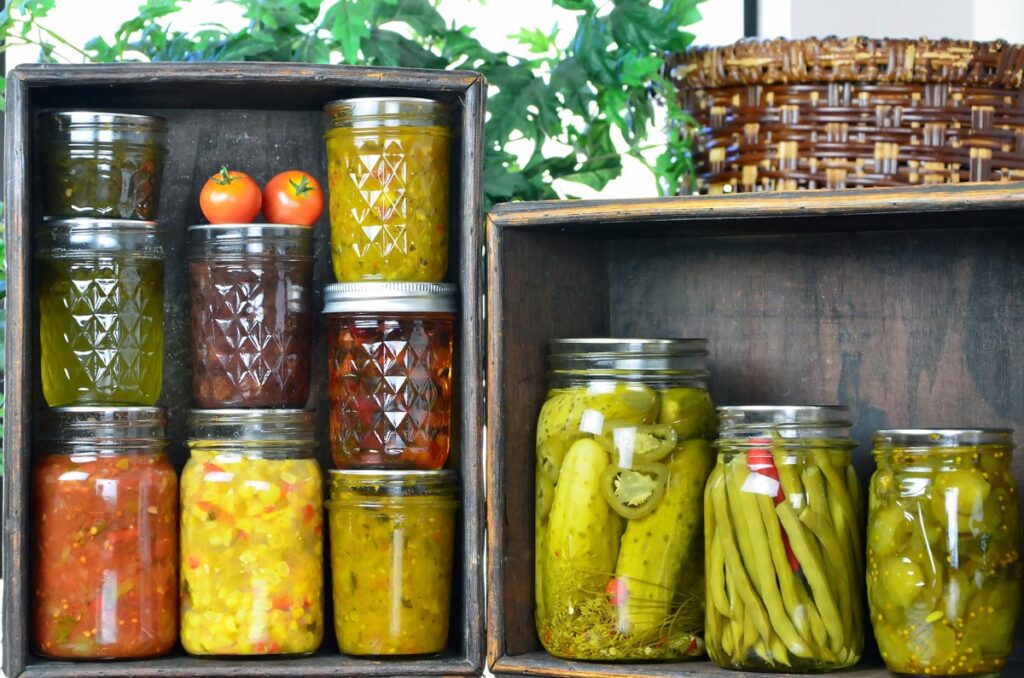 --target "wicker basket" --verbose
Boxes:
[667,37,1024,193]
